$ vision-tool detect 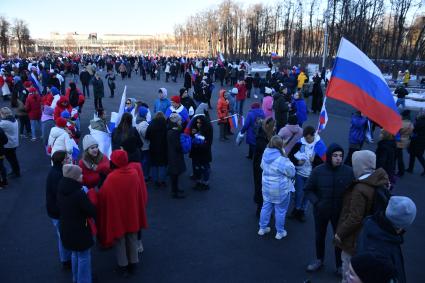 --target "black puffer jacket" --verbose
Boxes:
[45,164,63,219]
[304,143,355,218]
[272,94,289,128]
[58,177,96,251]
